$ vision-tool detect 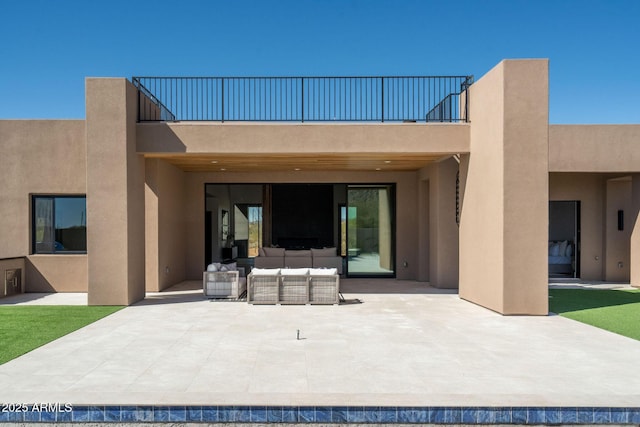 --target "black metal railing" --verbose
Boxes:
[132,75,473,123]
